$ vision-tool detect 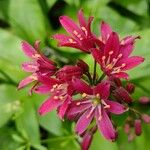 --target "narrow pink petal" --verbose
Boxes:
[95,109,116,141]
[21,41,36,57]
[18,74,37,90]
[101,21,112,42]
[76,109,94,134]
[119,44,134,58]
[67,100,91,116]
[78,9,86,27]
[59,16,85,40]
[104,32,119,59]
[34,85,51,94]
[114,72,129,79]
[22,62,38,72]
[58,95,71,119]
[38,97,61,115]
[118,56,144,71]
[72,78,93,95]
[94,81,110,99]
[105,100,127,114]
[121,36,140,45]
[91,48,103,64]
